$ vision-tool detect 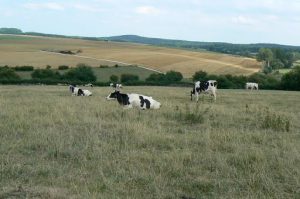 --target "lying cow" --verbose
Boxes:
[245,82,258,90]
[110,83,122,91]
[191,80,217,102]
[69,85,92,96]
[106,91,161,110]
